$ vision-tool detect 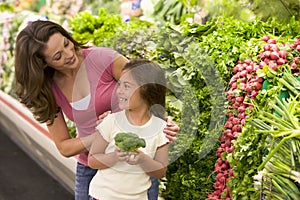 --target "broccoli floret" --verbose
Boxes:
[115,132,146,152]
